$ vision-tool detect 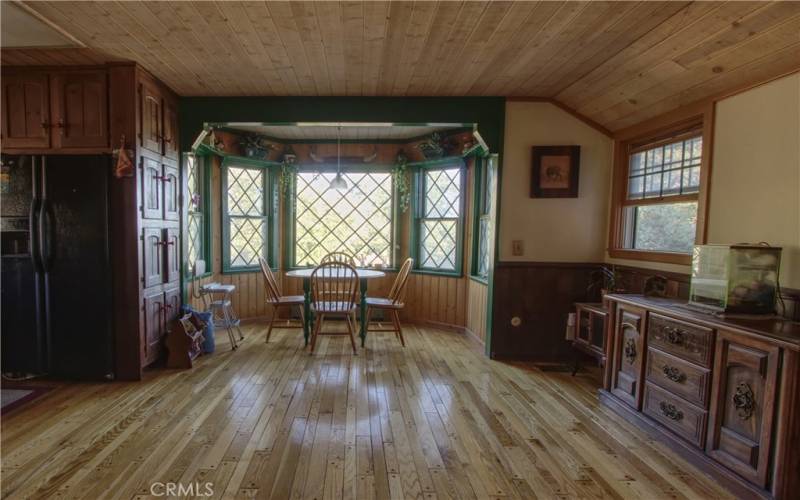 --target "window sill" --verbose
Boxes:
[412,269,462,278]
[469,275,489,285]
[608,248,691,266]
[221,267,262,275]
